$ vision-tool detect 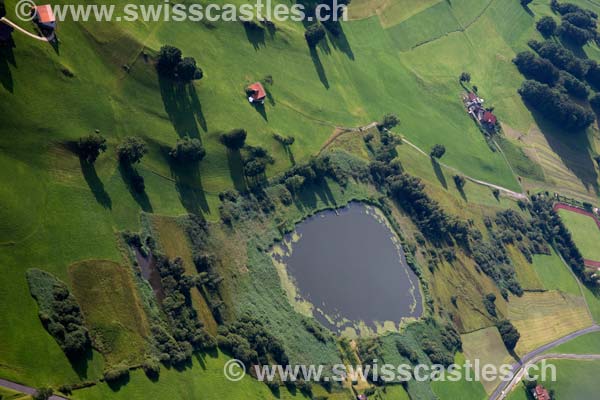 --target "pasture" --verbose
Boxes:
[530,250,582,296]
[557,207,600,263]
[508,291,593,355]
[430,352,487,400]
[544,331,600,355]
[68,260,151,366]
[461,327,515,394]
